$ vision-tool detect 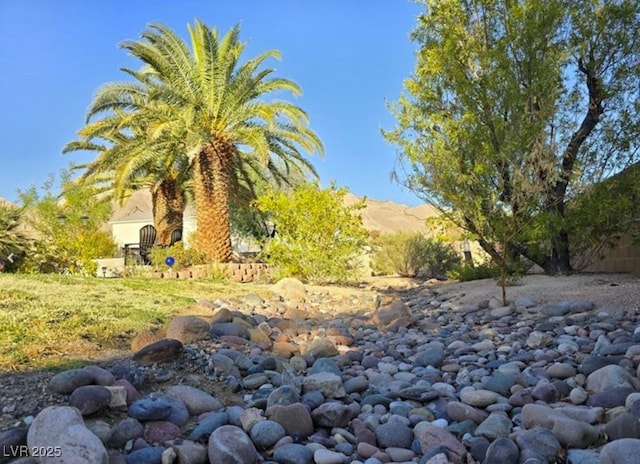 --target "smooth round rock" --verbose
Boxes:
[250,420,286,449]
